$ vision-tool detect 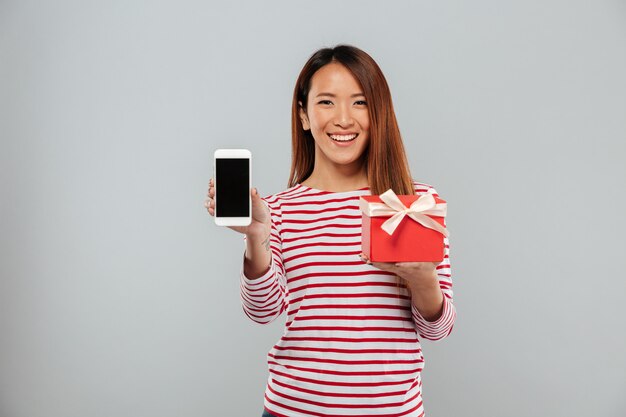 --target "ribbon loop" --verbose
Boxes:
[363,189,449,237]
